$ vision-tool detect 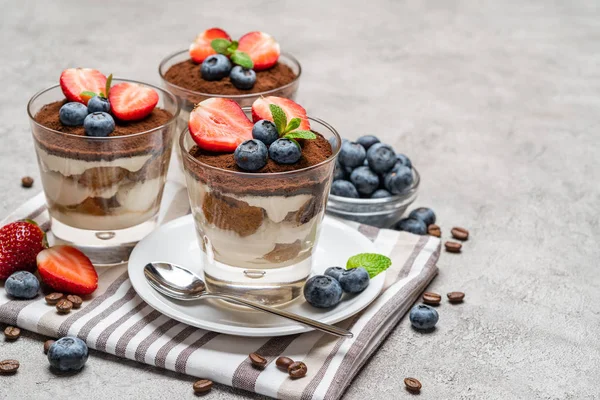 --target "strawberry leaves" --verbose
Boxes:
[211,39,254,69]
[268,103,316,142]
